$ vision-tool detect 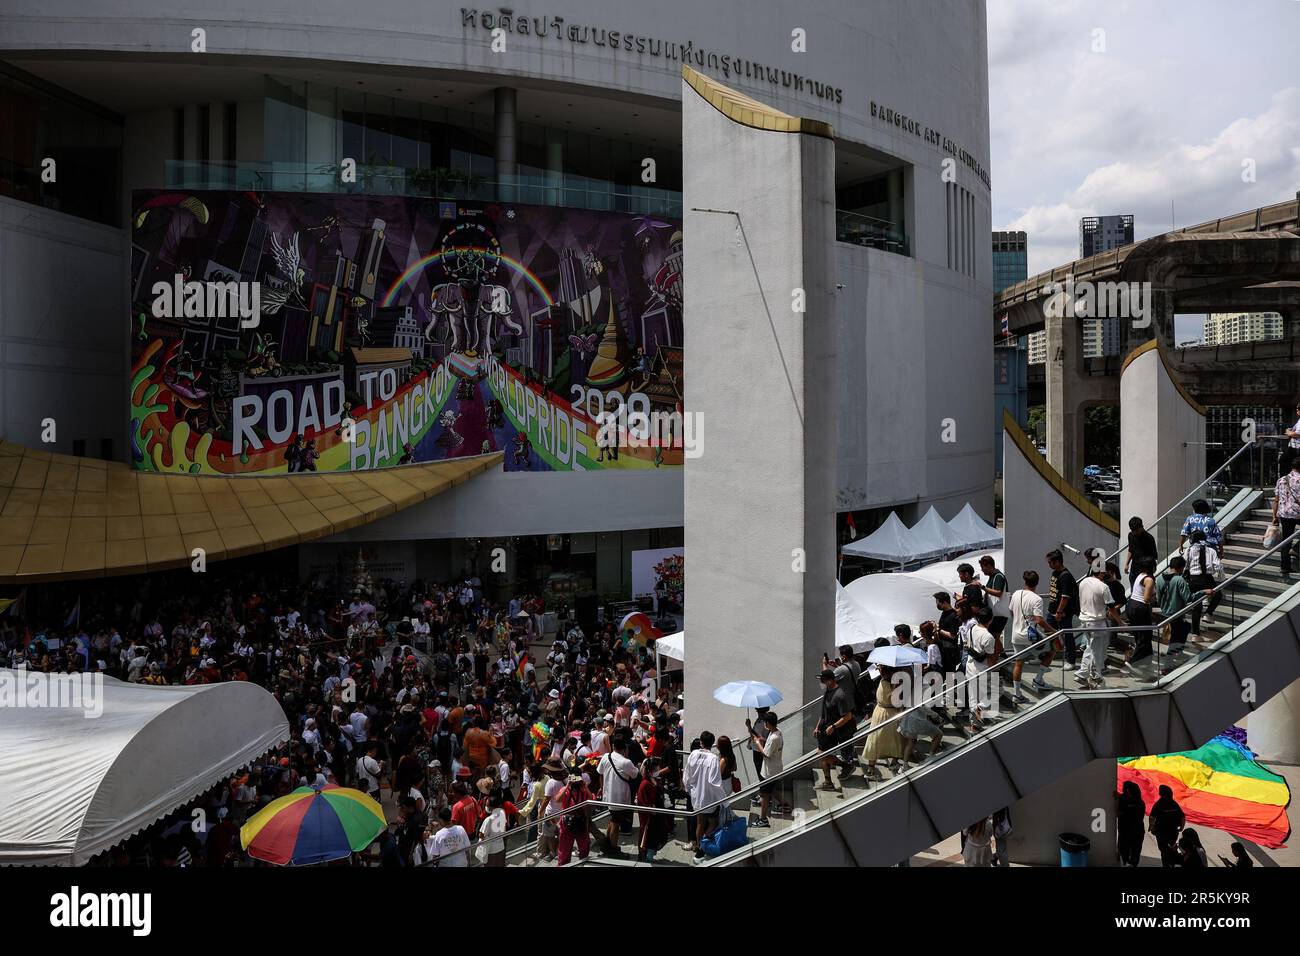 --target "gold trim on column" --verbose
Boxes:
[0,440,502,584]
[1002,409,1120,535]
[682,64,834,139]
[1120,339,1207,416]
